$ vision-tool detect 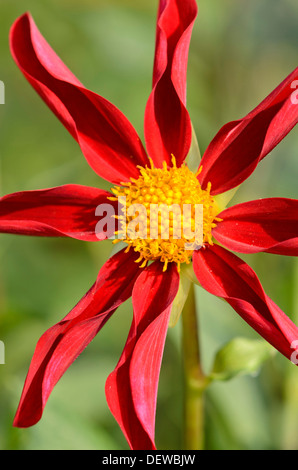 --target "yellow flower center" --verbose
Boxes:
[110,157,220,271]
